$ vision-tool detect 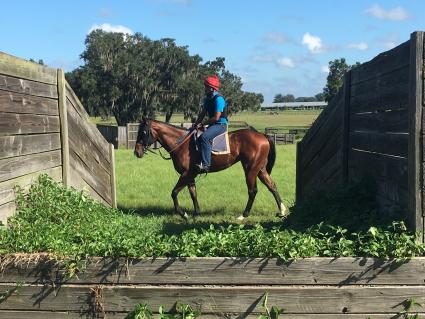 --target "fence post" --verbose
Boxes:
[273,133,277,145]
[126,123,130,149]
[341,70,352,184]
[109,144,117,208]
[57,69,70,187]
[407,31,424,238]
